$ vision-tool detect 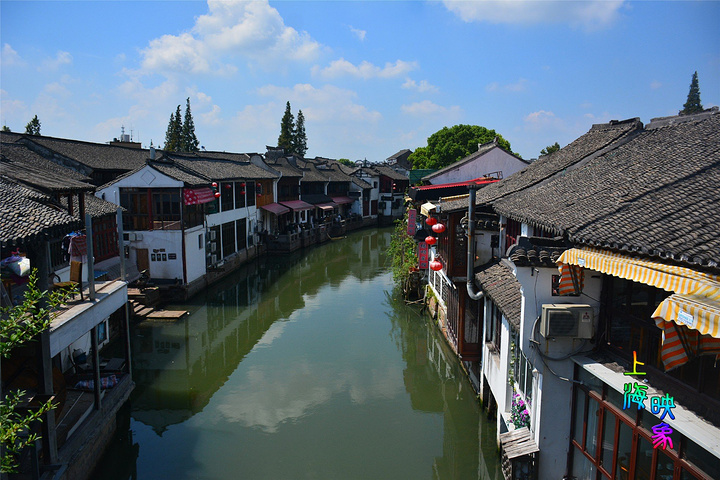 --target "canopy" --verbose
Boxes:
[260,203,290,215]
[331,196,355,205]
[316,203,335,211]
[557,247,720,370]
[280,200,314,211]
[183,187,215,205]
